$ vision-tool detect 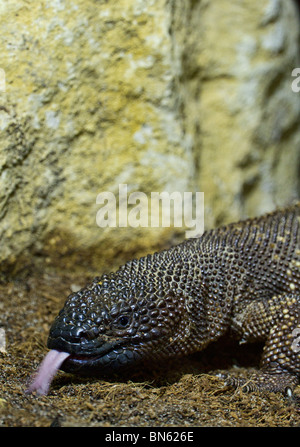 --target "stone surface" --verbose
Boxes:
[171,0,300,226]
[0,0,299,272]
